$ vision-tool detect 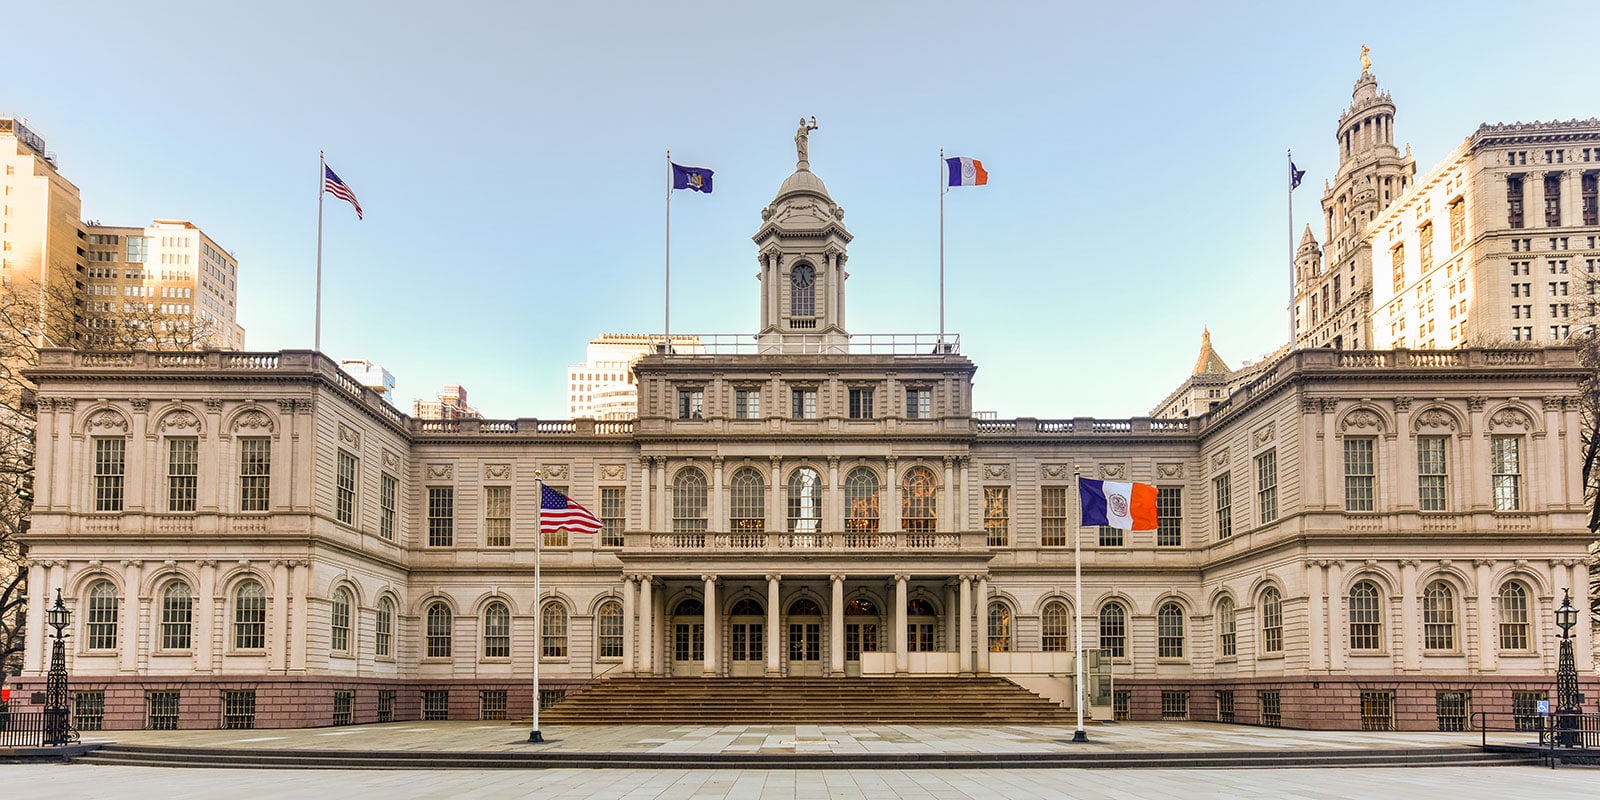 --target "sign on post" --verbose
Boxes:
[1537,700,1551,715]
